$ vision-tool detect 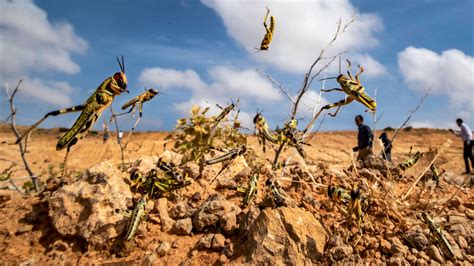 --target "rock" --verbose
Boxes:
[323,168,346,179]
[238,205,260,234]
[415,258,427,266]
[327,235,344,249]
[169,201,193,220]
[47,162,132,246]
[156,198,175,232]
[173,218,193,235]
[457,236,468,250]
[159,150,182,166]
[192,193,241,232]
[219,254,228,263]
[141,252,157,266]
[380,238,392,254]
[390,237,409,257]
[216,178,237,190]
[211,234,226,250]
[427,245,444,263]
[329,245,353,261]
[220,212,238,235]
[359,168,379,180]
[223,243,234,257]
[388,256,409,266]
[157,241,171,257]
[363,156,390,171]
[243,207,327,264]
[233,167,251,182]
[405,231,429,250]
[443,172,467,186]
[197,233,214,249]
[130,156,159,175]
